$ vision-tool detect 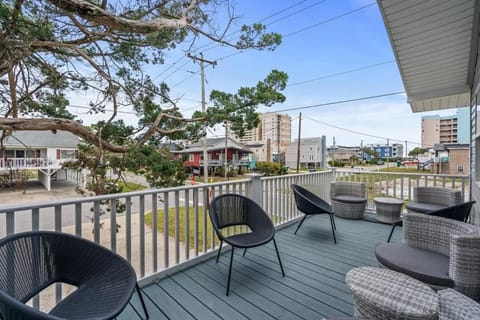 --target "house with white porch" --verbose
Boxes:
[0,130,79,190]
